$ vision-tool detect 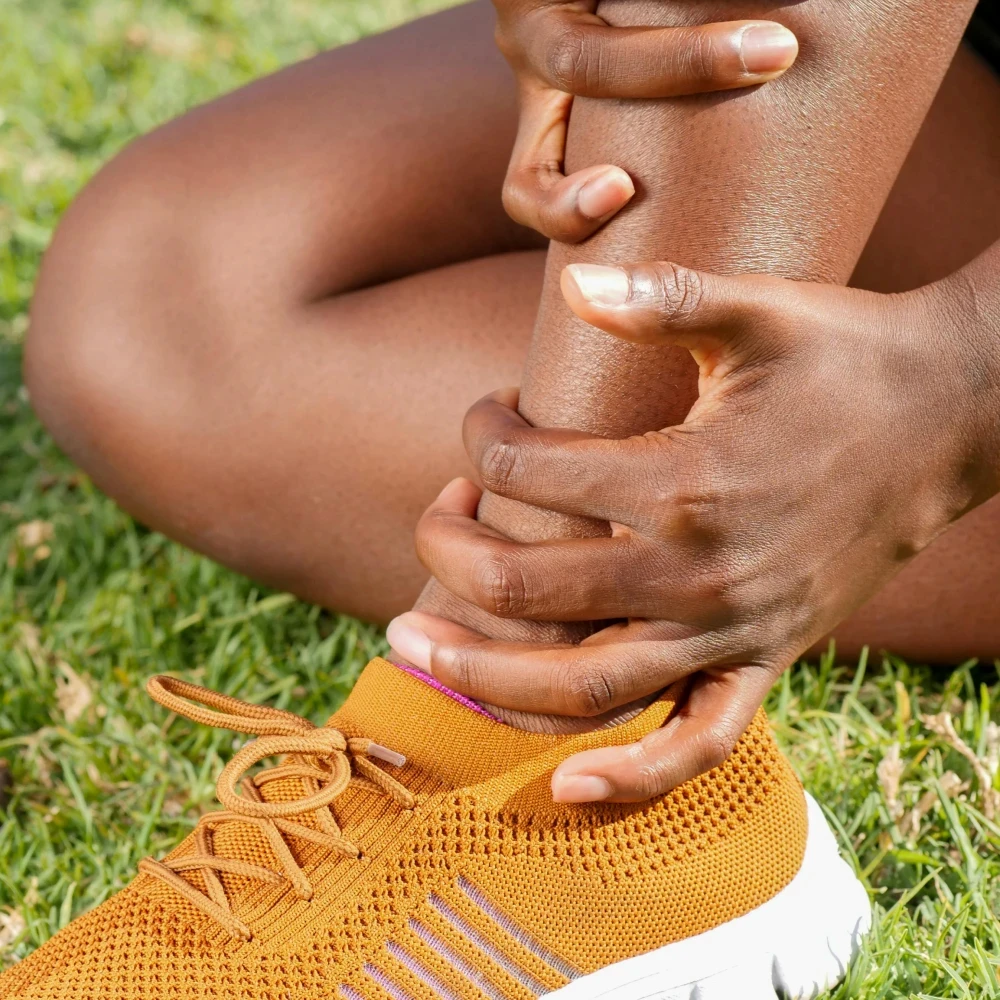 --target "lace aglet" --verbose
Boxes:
[367,743,407,767]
